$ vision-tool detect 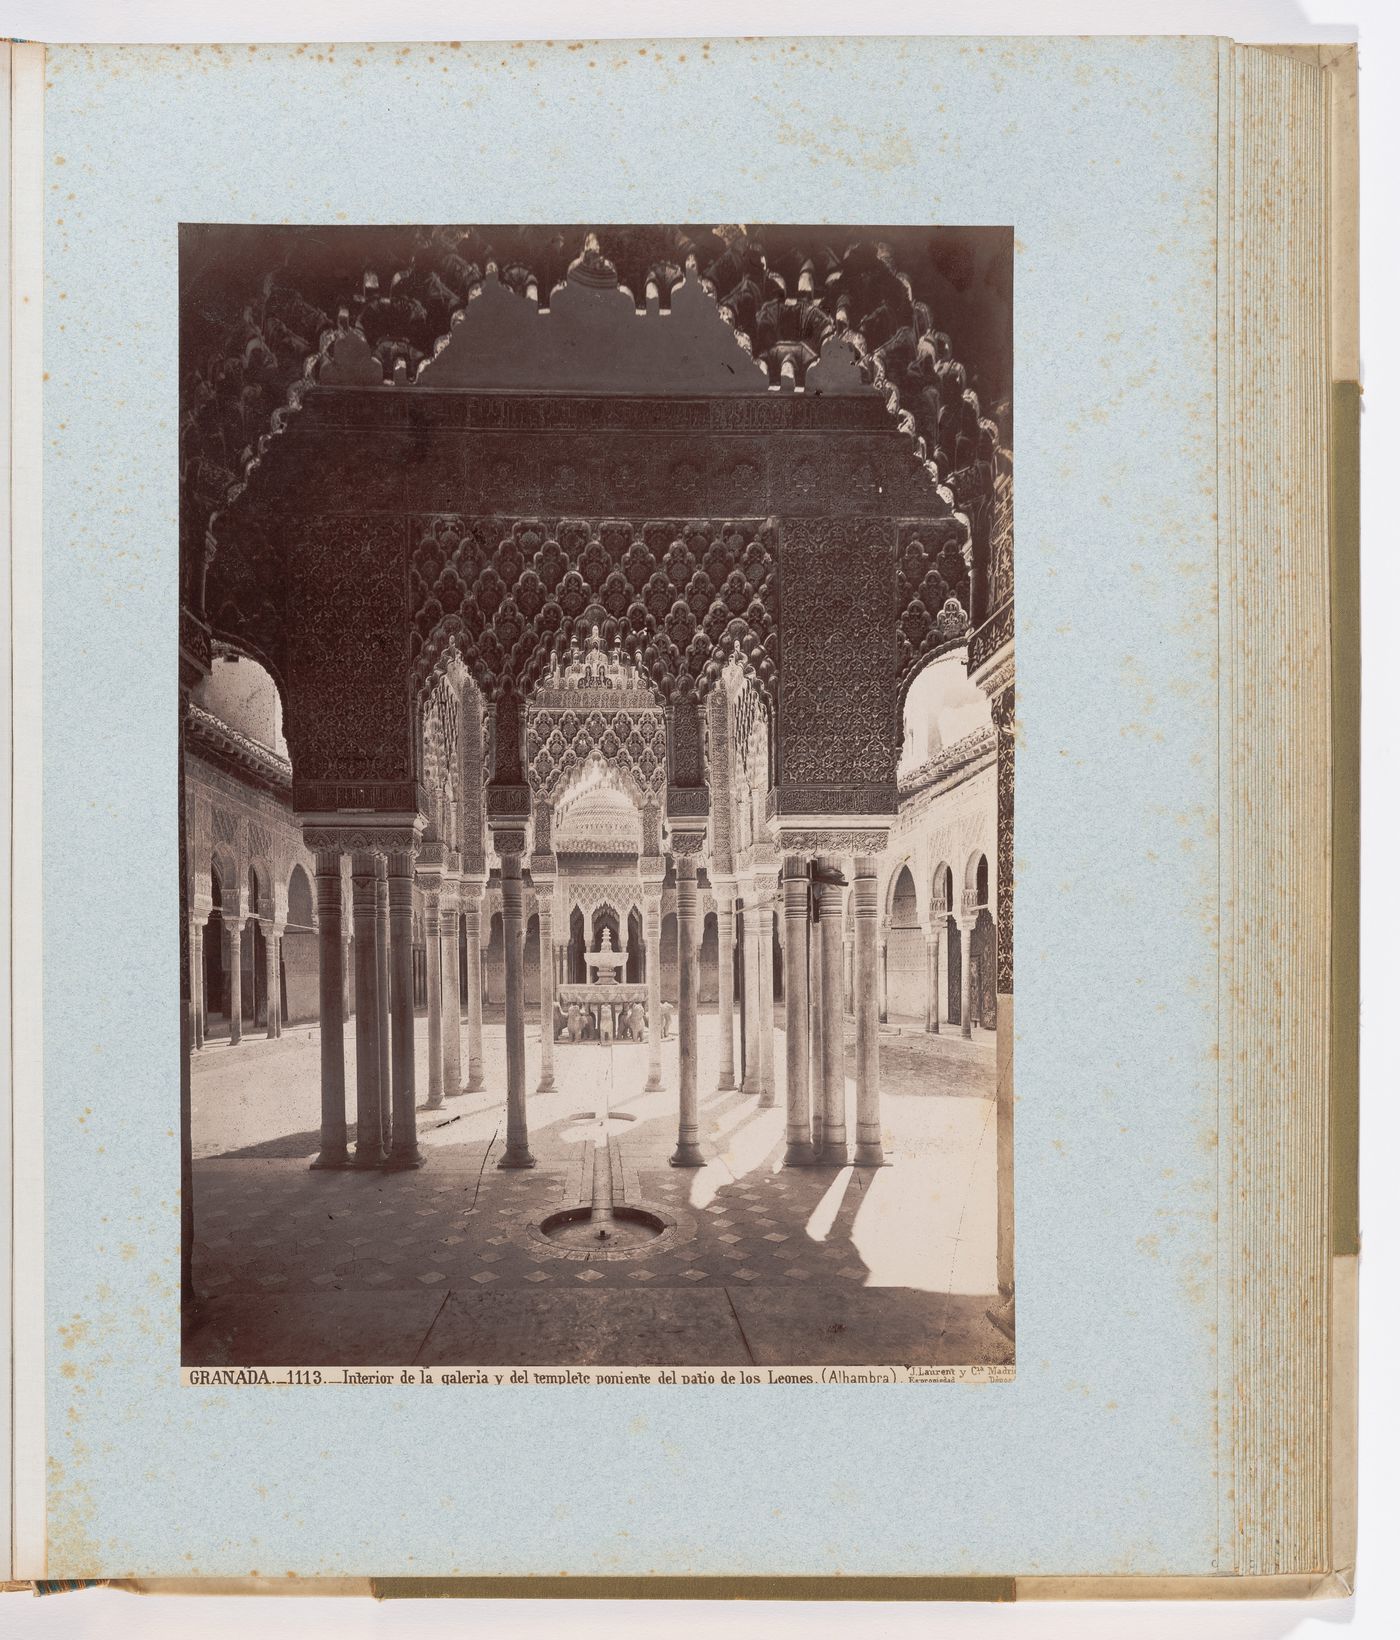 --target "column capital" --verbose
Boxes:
[489,824,529,860]
[669,824,707,864]
[301,814,424,855]
[772,823,892,859]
